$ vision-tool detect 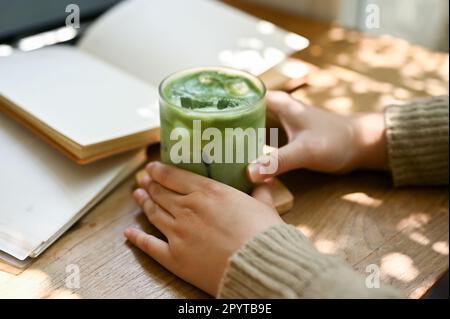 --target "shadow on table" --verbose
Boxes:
[279,168,448,298]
